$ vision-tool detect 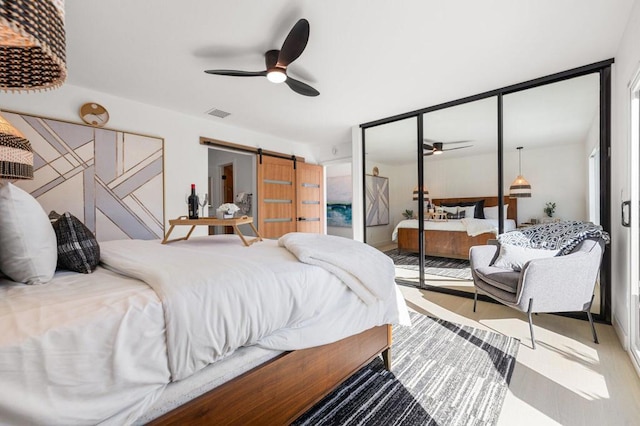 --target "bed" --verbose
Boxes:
[393,196,518,259]
[0,232,408,425]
